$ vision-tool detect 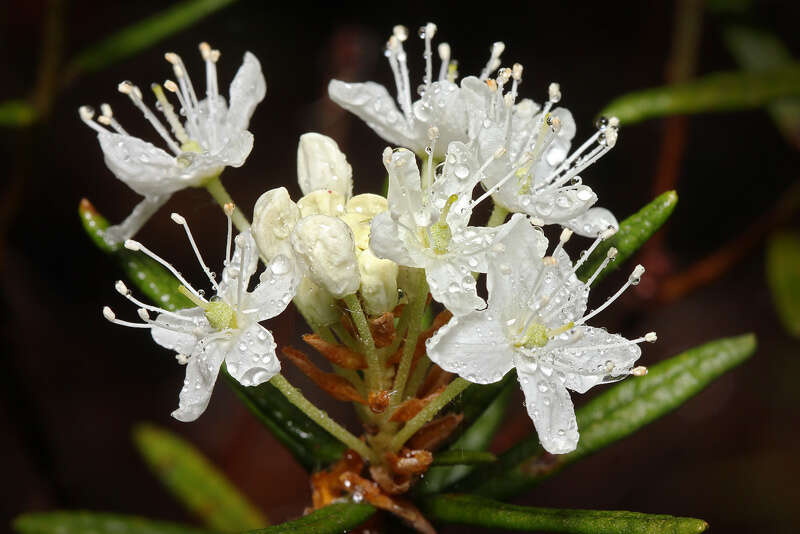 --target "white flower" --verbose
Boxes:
[103,211,296,422]
[369,144,510,316]
[329,23,505,158]
[297,133,353,198]
[291,215,361,299]
[426,219,654,453]
[79,42,266,244]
